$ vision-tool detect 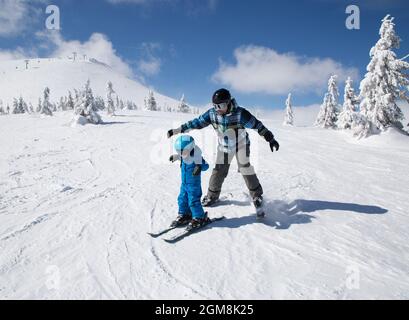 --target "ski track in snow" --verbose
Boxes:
[0,110,409,299]
[148,201,212,299]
